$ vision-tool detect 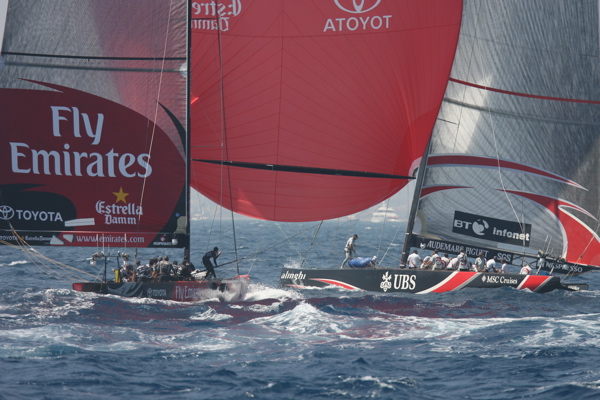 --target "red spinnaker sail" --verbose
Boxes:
[191,0,463,222]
